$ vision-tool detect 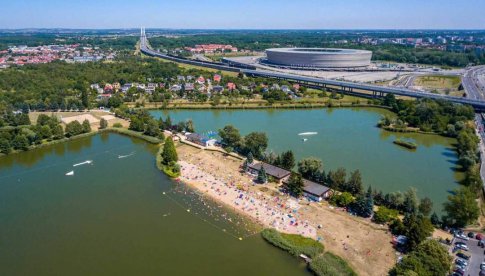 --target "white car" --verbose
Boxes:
[455,233,469,241]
